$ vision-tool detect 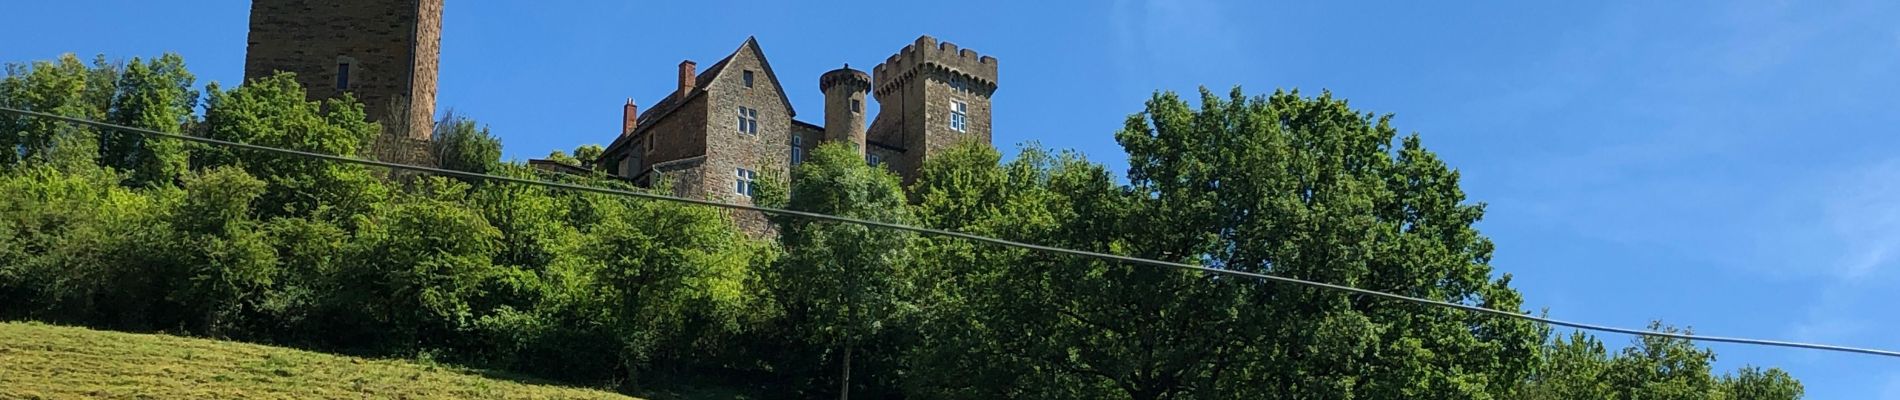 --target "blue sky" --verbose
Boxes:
[5,0,1899,397]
